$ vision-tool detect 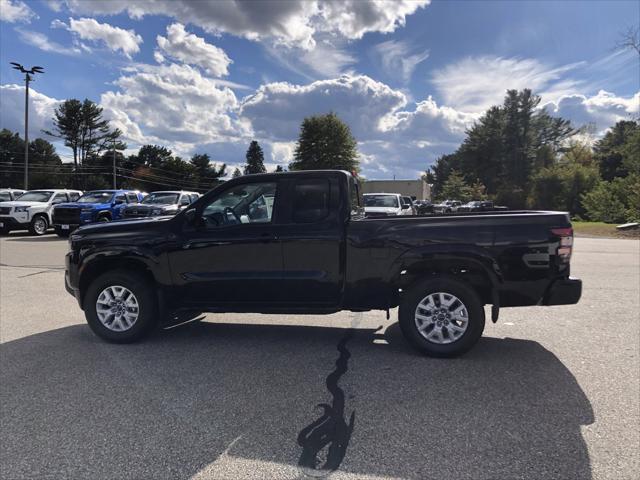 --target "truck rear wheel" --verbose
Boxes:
[399,277,485,357]
[84,270,158,343]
